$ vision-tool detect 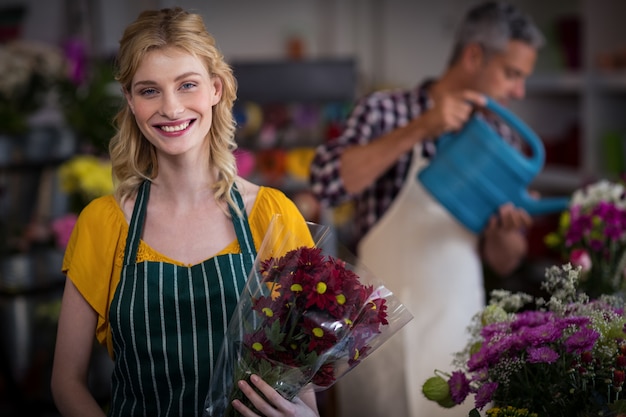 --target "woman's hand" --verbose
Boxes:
[232,374,319,417]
